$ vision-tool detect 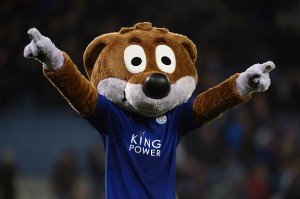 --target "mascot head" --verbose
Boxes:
[83,22,198,117]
